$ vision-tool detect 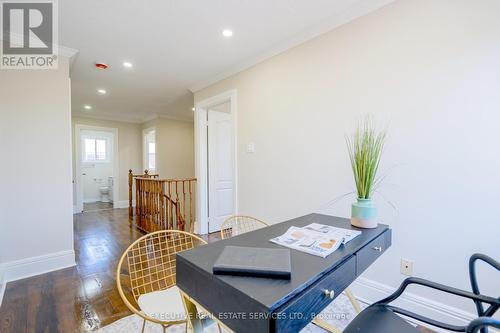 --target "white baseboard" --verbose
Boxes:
[352,277,477,333]
[114,200,134,209]
[2,250,76,285]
